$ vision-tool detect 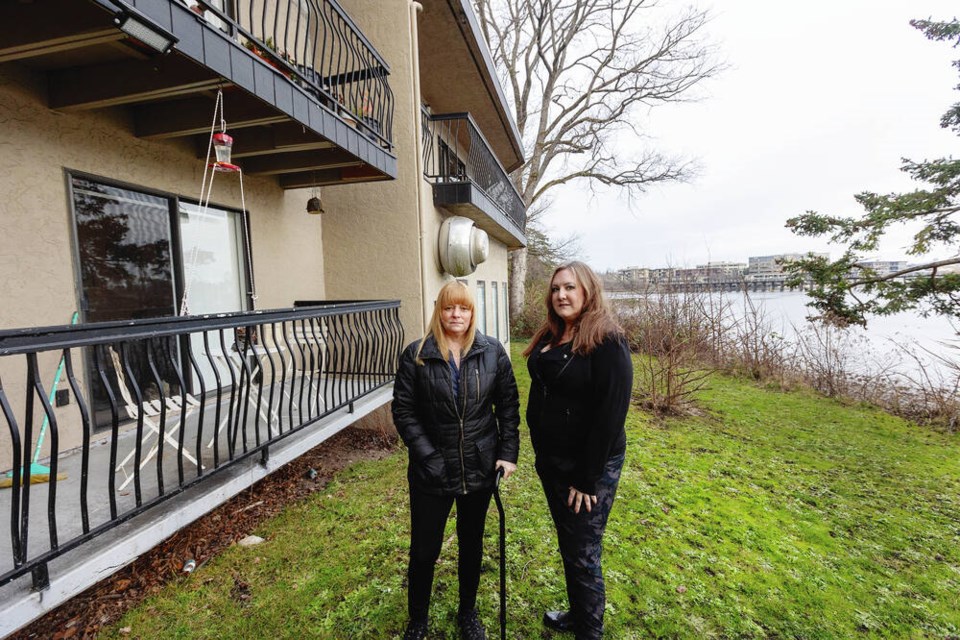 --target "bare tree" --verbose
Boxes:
[474,0,722,317]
